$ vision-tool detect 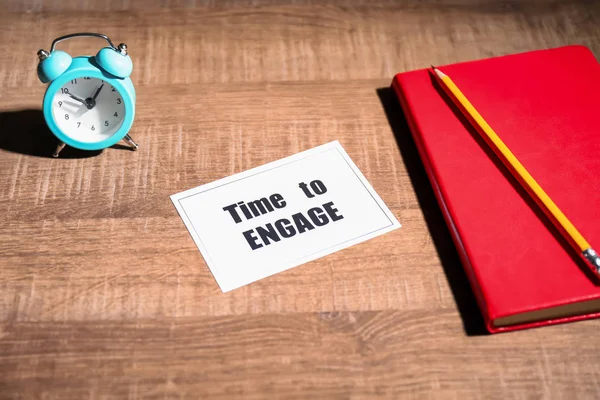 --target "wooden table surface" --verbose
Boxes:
[2,1,600,398]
